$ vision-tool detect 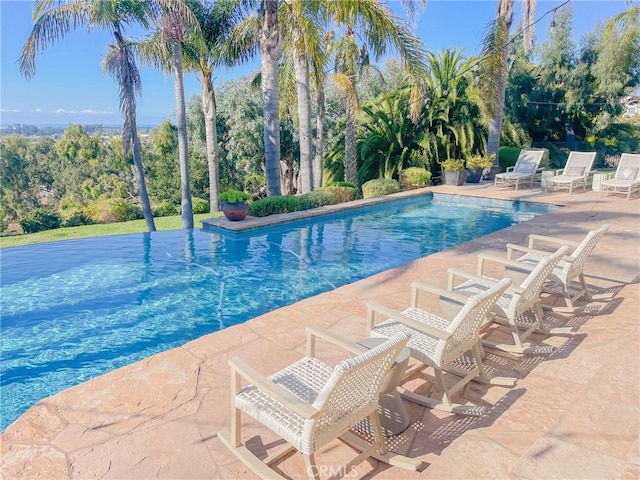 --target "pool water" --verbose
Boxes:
[0,193,556,431]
